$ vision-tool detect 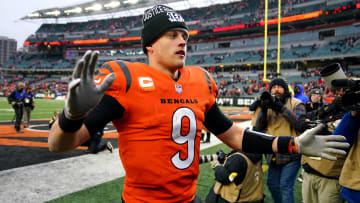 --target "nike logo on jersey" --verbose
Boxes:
[139,77,155,91]
[94,78,102,84]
